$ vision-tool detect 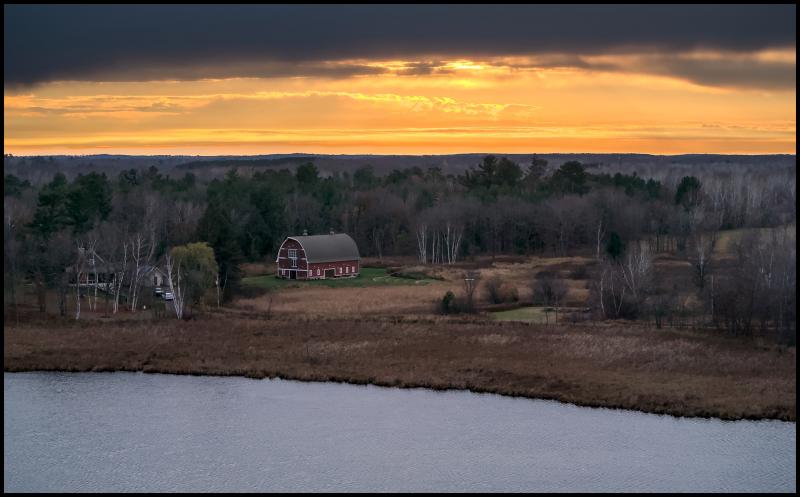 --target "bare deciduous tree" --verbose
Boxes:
[415,222,428,264]
[128,230,156,312]
[74,240,87,320]
[595,217,606,261]
[443,221,464,264]
[620,242,653,303]
[690,231,717,290]
[165,253,185,320]
[113,241,128,314]
[463,270,480,312]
